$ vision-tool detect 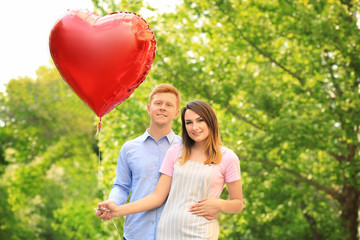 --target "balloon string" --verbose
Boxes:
[96,117,102,135]
[97,125,121,240]
[112,219,121,240]
[98,128,101,201]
